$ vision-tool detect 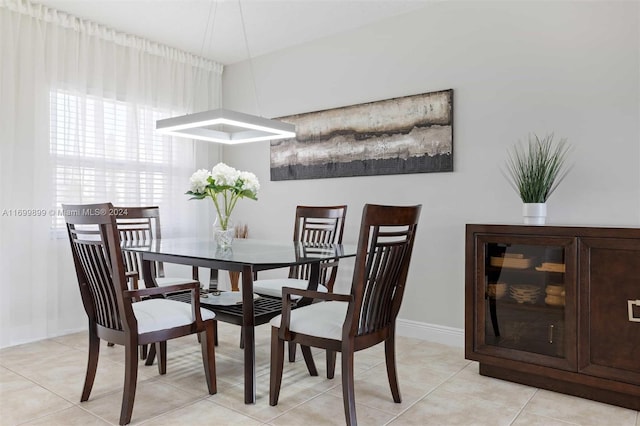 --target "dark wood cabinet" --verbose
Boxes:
[466,224,640,411]
[578,237,640,386]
